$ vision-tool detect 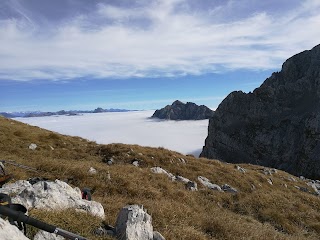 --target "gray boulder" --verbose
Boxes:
[115,205,153,240]
[200,44,320,179]
[152,100,214,120]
